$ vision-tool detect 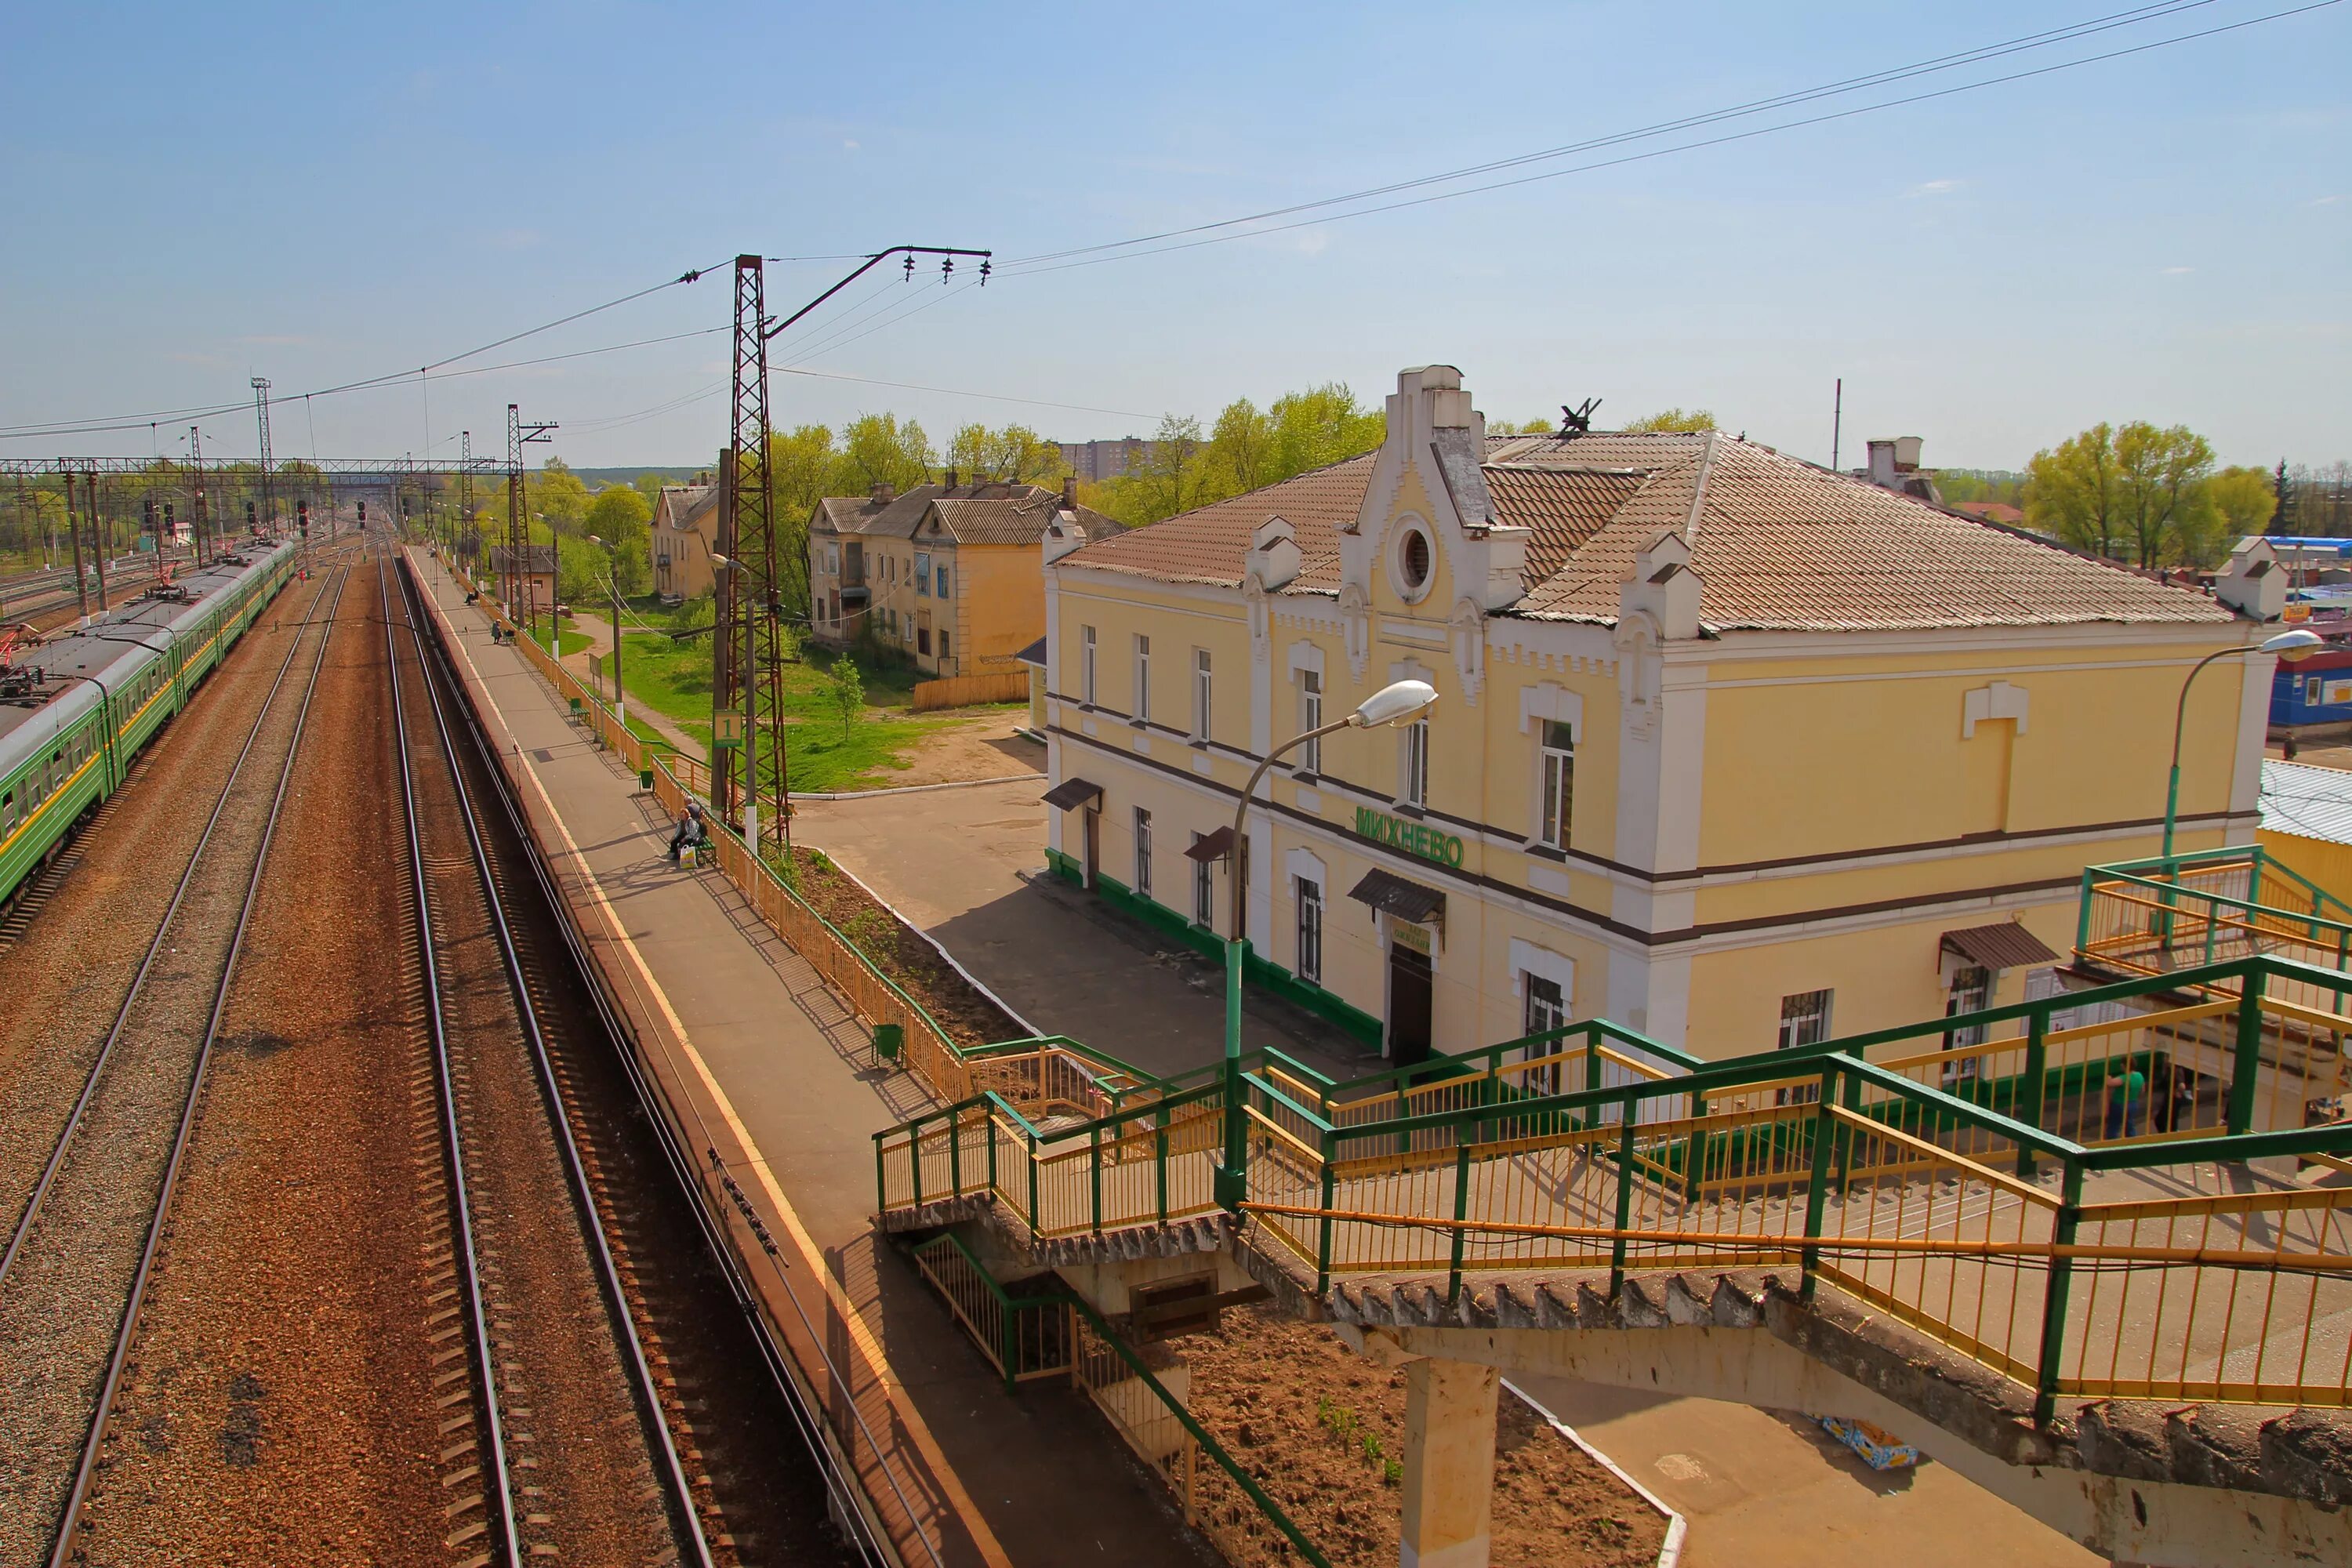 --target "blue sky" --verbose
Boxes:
[2,1,2344,474]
